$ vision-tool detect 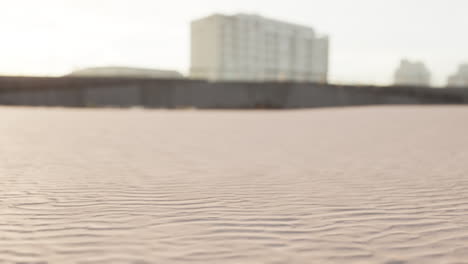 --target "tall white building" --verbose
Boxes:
[447,64,468,87]
[394,59,431,86]
[190,14,329,83]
